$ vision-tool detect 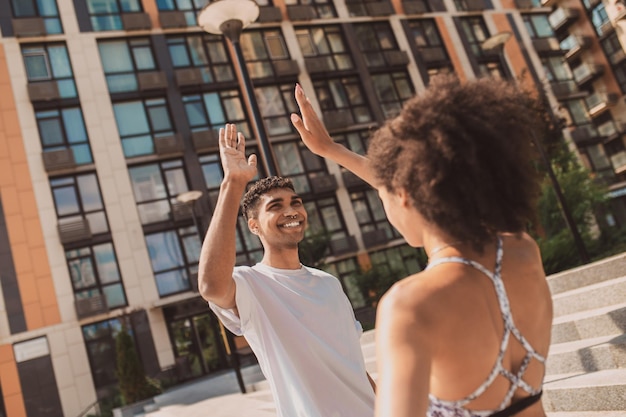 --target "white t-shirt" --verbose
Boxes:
[209,263,375,417]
